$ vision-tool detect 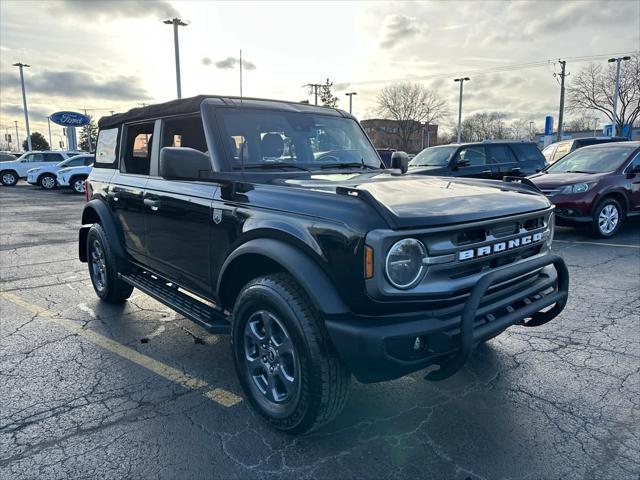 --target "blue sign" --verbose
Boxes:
[603,124,615,137]
[49,111,90,127]
[544,116,554,136]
